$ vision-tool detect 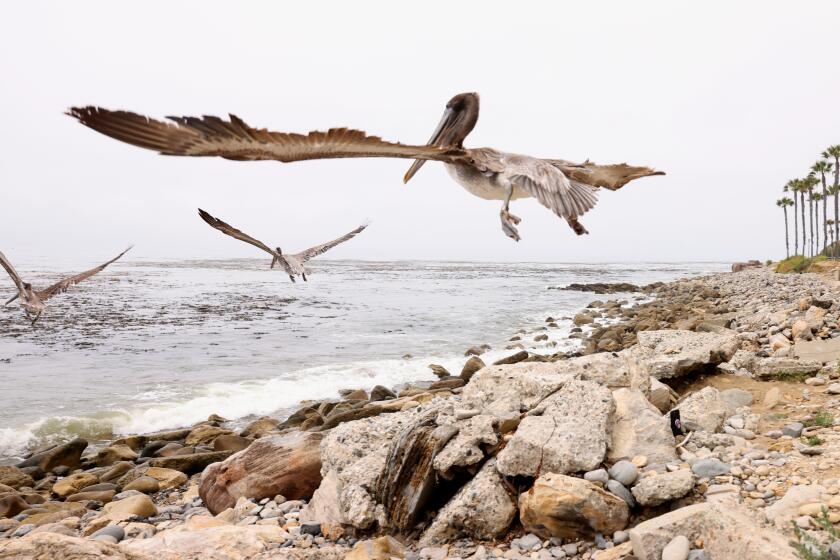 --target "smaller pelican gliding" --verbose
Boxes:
[1,246,132,325]
[198,209,367,283]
